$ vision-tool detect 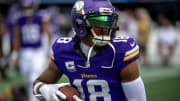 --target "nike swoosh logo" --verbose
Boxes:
[130,41,135,47]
